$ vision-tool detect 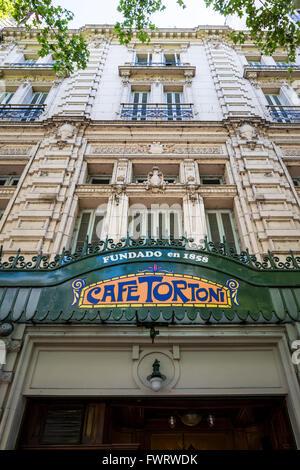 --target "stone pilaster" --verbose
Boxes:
[204,38,256,118]
[227,122,300,256]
